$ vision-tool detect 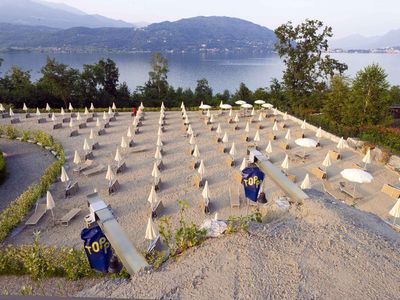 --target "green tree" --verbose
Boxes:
[146,52,169,102]
[347,64,390,126]
[322,75,351,124]
[388,85,400,105]
[274,19,348,112]
[1,66,34,108]
[194,78,213,103]
[234,82,252,102]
